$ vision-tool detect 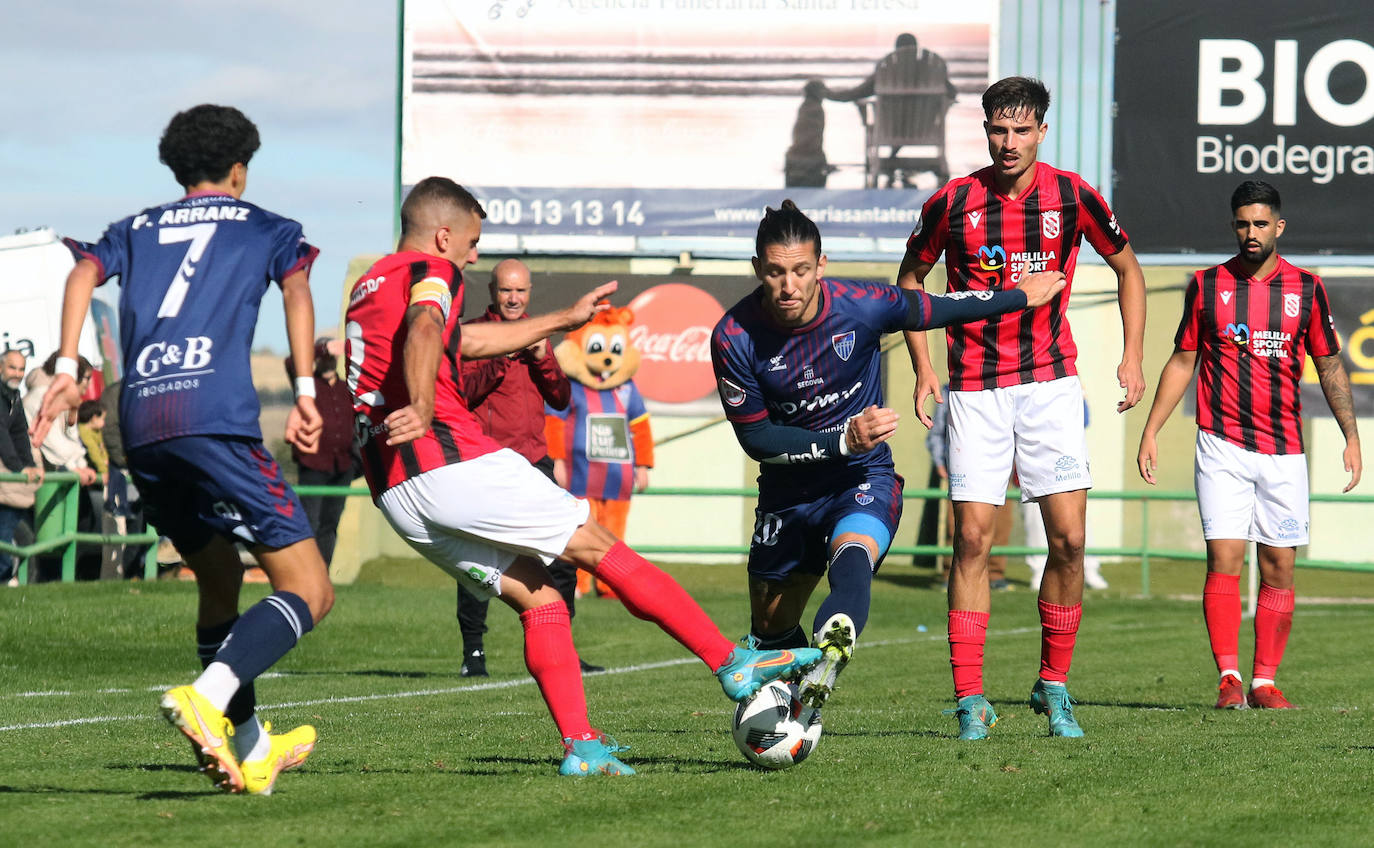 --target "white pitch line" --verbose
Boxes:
[0,623,1135,734]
